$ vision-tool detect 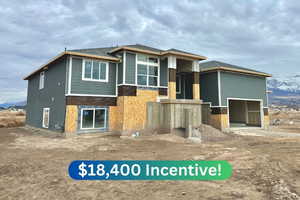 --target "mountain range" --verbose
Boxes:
[0,100,26,109]
[267,74,300,107]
